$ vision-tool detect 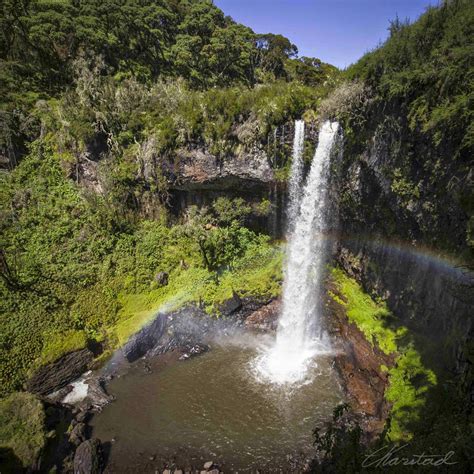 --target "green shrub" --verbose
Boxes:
[0,392,46,469]
[0,142,283,394]
[38,330,88,368]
